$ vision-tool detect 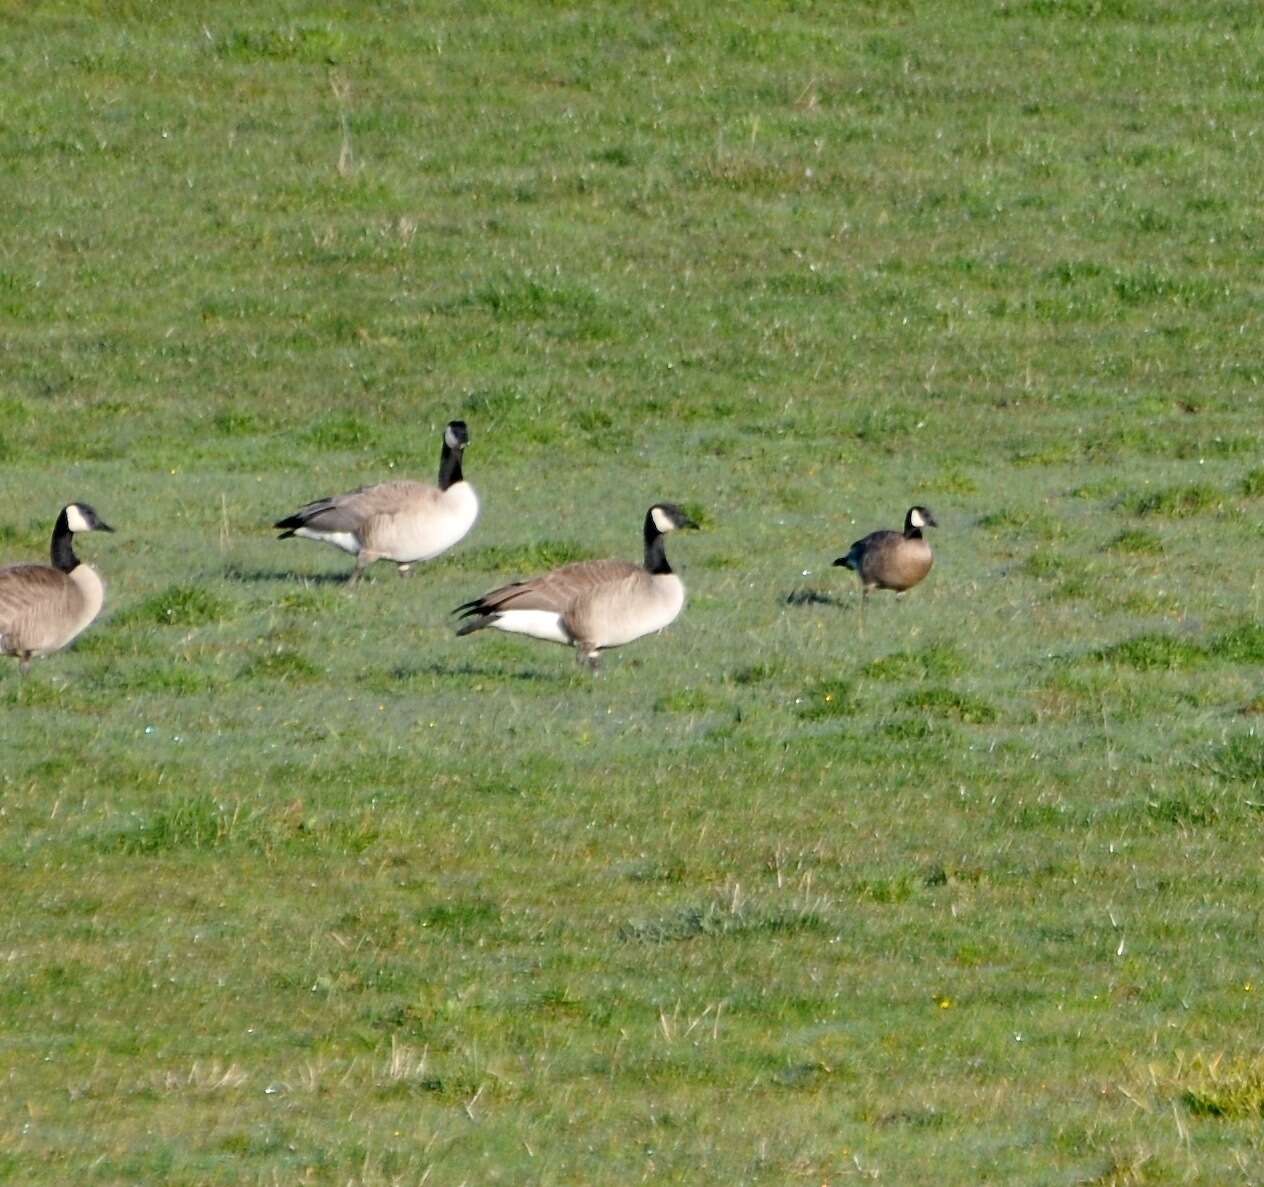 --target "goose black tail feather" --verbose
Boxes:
[455,614,495,636]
